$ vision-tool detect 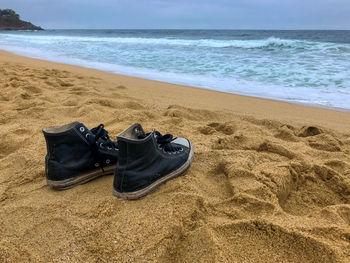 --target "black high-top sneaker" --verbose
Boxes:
[43,122,118,190]
[113,123,194,200]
